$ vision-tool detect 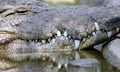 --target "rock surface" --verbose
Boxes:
[102,36,120,69]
